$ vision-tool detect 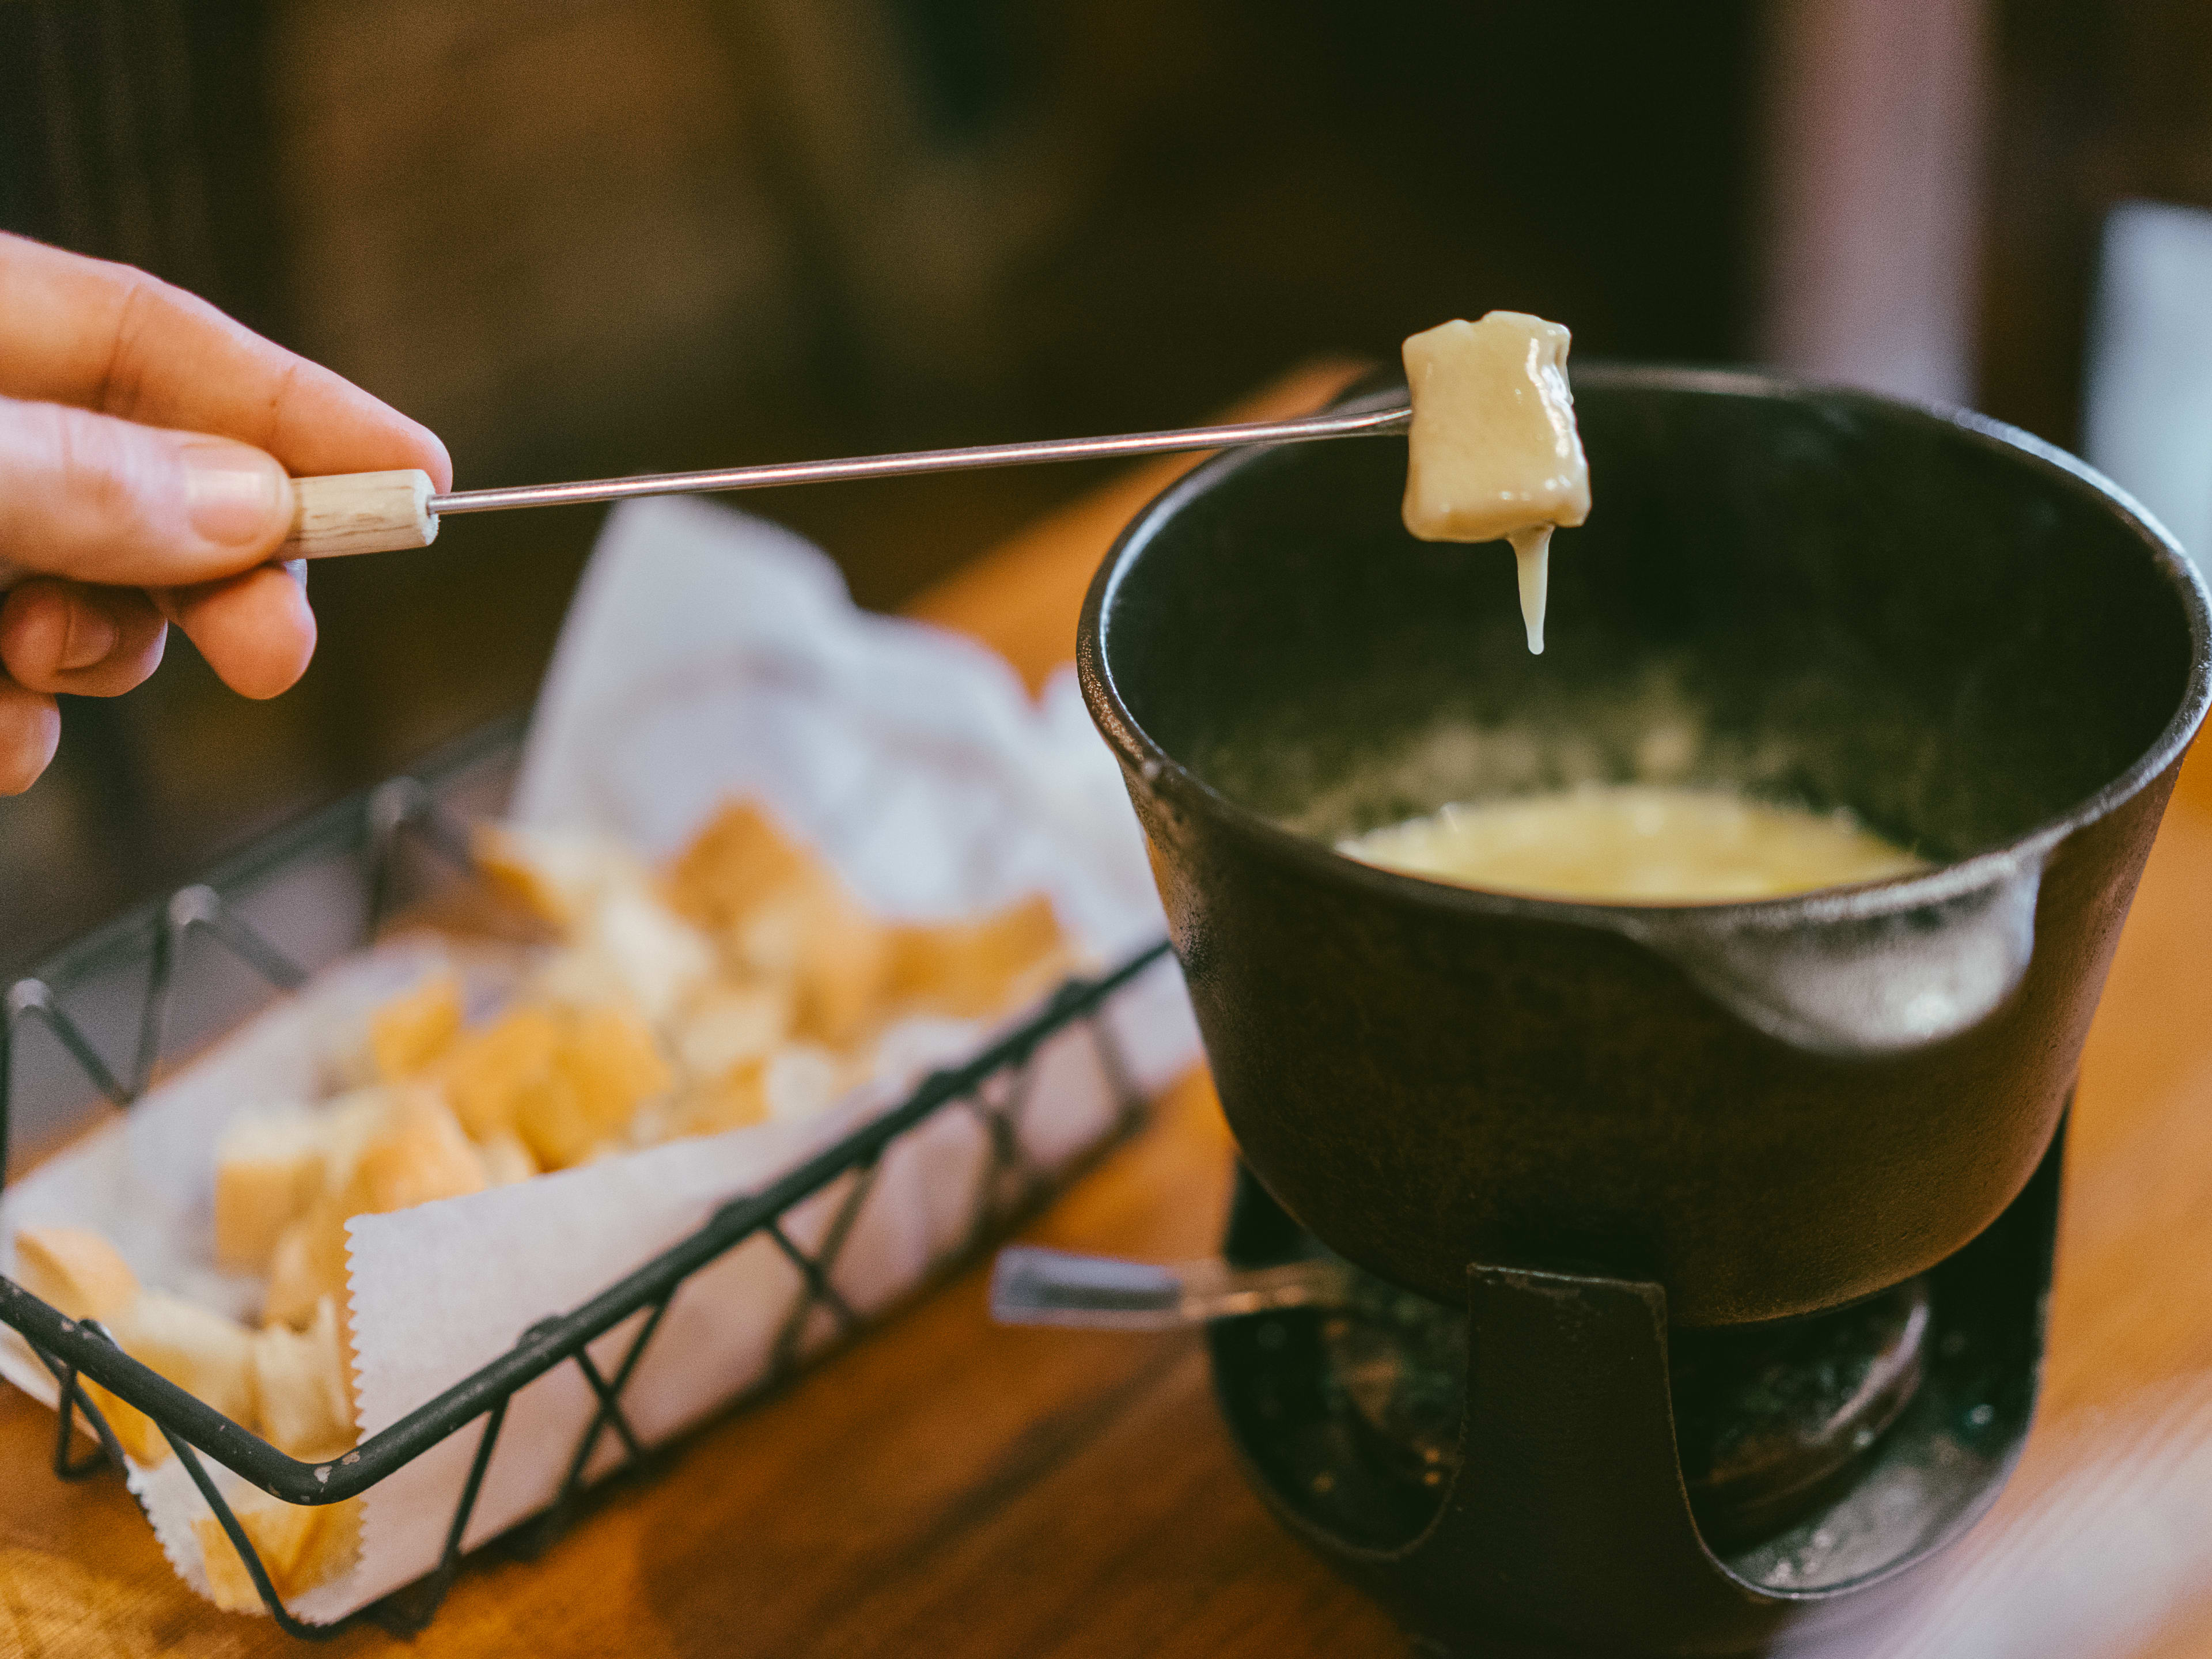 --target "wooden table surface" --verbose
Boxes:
[7,364,2212,1658]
